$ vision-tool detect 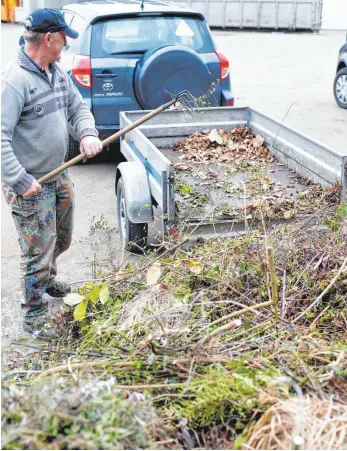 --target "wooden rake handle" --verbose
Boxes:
[37,100,175,185]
